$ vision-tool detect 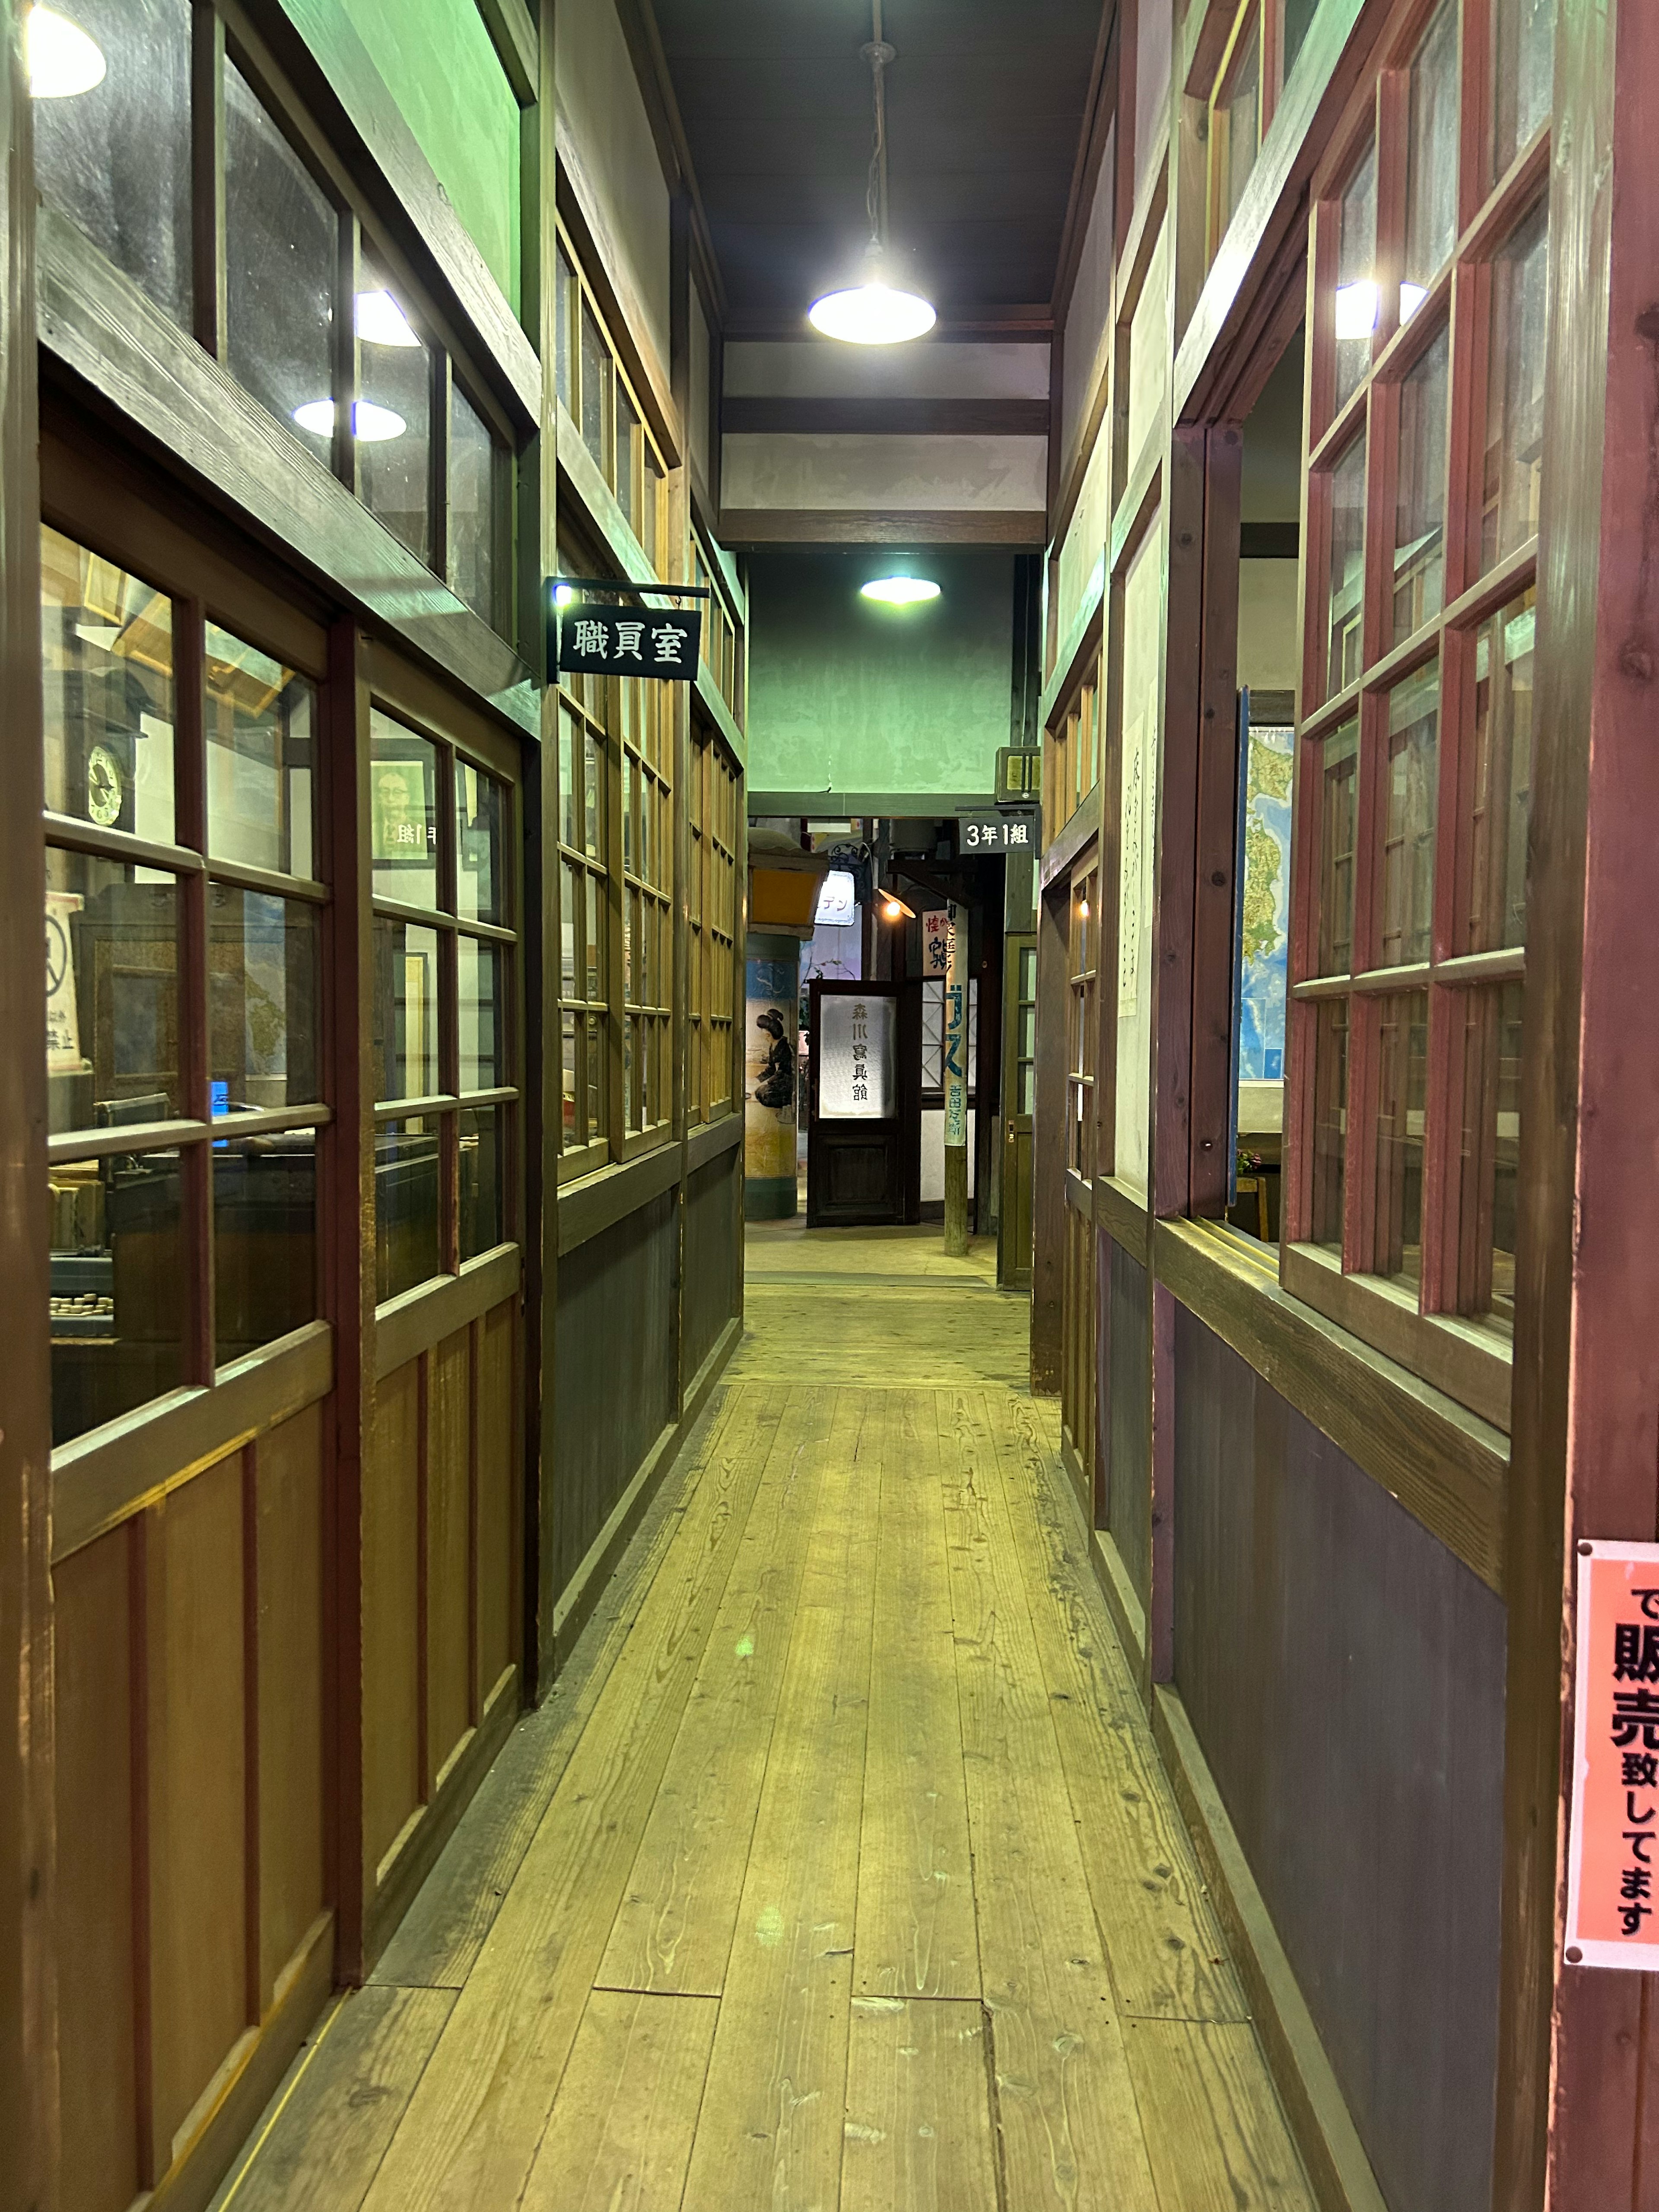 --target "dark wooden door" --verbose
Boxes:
[806,979,915,1226]
[998,931,1036,1286]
